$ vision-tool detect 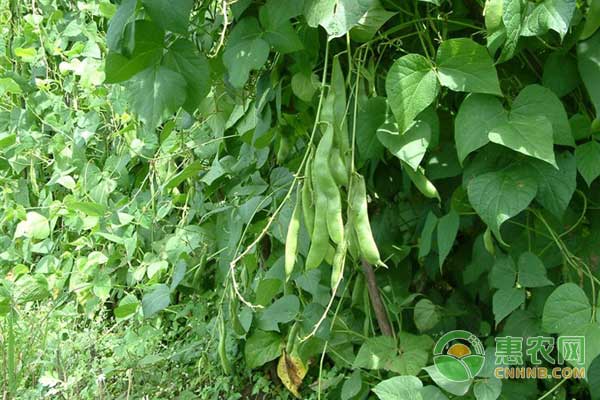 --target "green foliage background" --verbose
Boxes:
[1,0,600,398]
